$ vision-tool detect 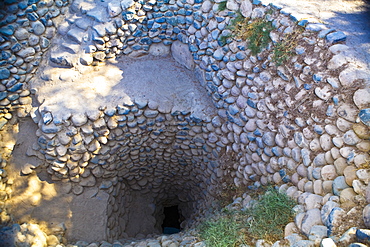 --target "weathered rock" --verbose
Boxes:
[149,43,170,56]
[171,41,194,70]
[240,0,252,17]
[50,52,74,67]
[353,88,370,109]
[31,21,46,35]
[309,225,328,245]
[301,208,323,236]
[359,109,370,126]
